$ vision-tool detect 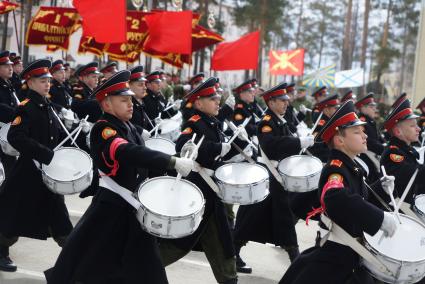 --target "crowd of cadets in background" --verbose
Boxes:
[1,50,425,284]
